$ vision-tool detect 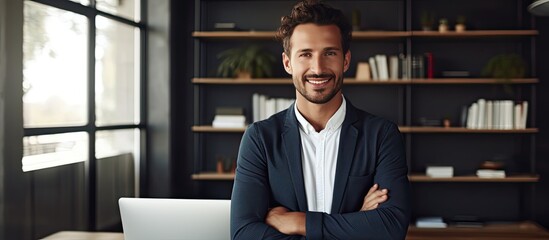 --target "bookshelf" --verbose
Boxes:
[191,0,545,236]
